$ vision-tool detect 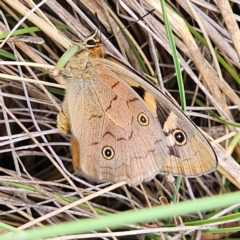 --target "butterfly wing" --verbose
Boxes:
[59,39,217,186]
[65,62,169,185]
[102,56,218,178]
